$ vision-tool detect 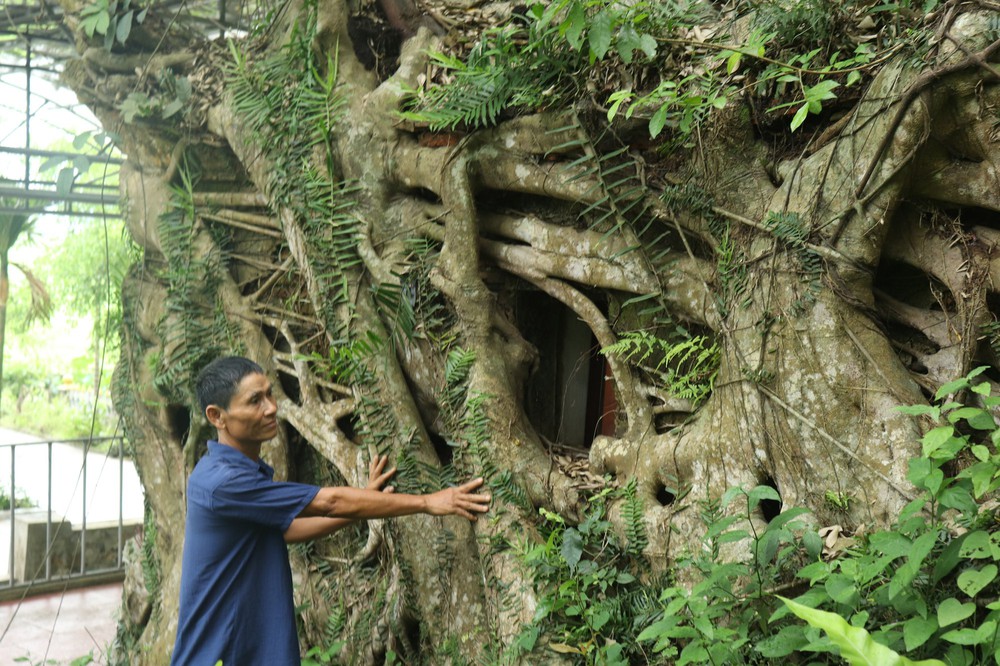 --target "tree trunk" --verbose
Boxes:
[53,0,1000,663]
